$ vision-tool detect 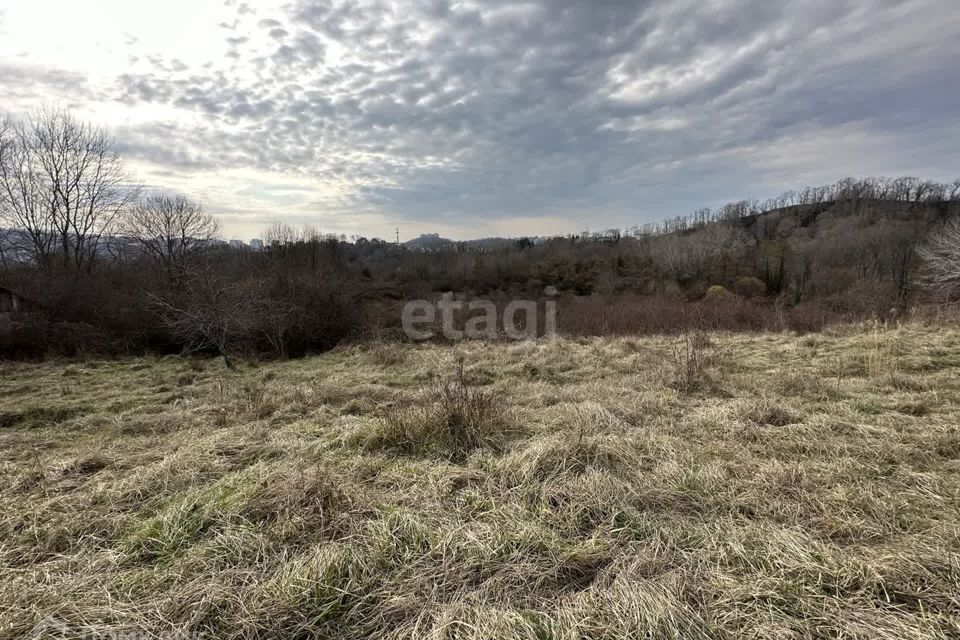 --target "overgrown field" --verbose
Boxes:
[2,323,960,639]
